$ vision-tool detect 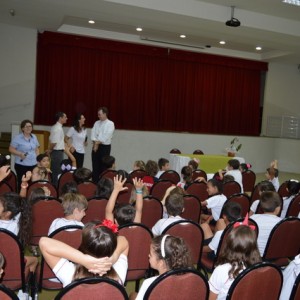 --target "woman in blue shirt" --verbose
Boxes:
[9,119,40,190]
